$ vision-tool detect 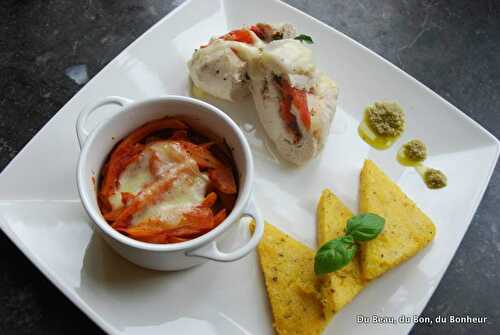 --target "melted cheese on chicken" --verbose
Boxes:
[260,39,315,77]
[108,141,209,227]
[188,24,338,165]
[188,31,264,102]
[189,39,251,101]
[248,39,338,165]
